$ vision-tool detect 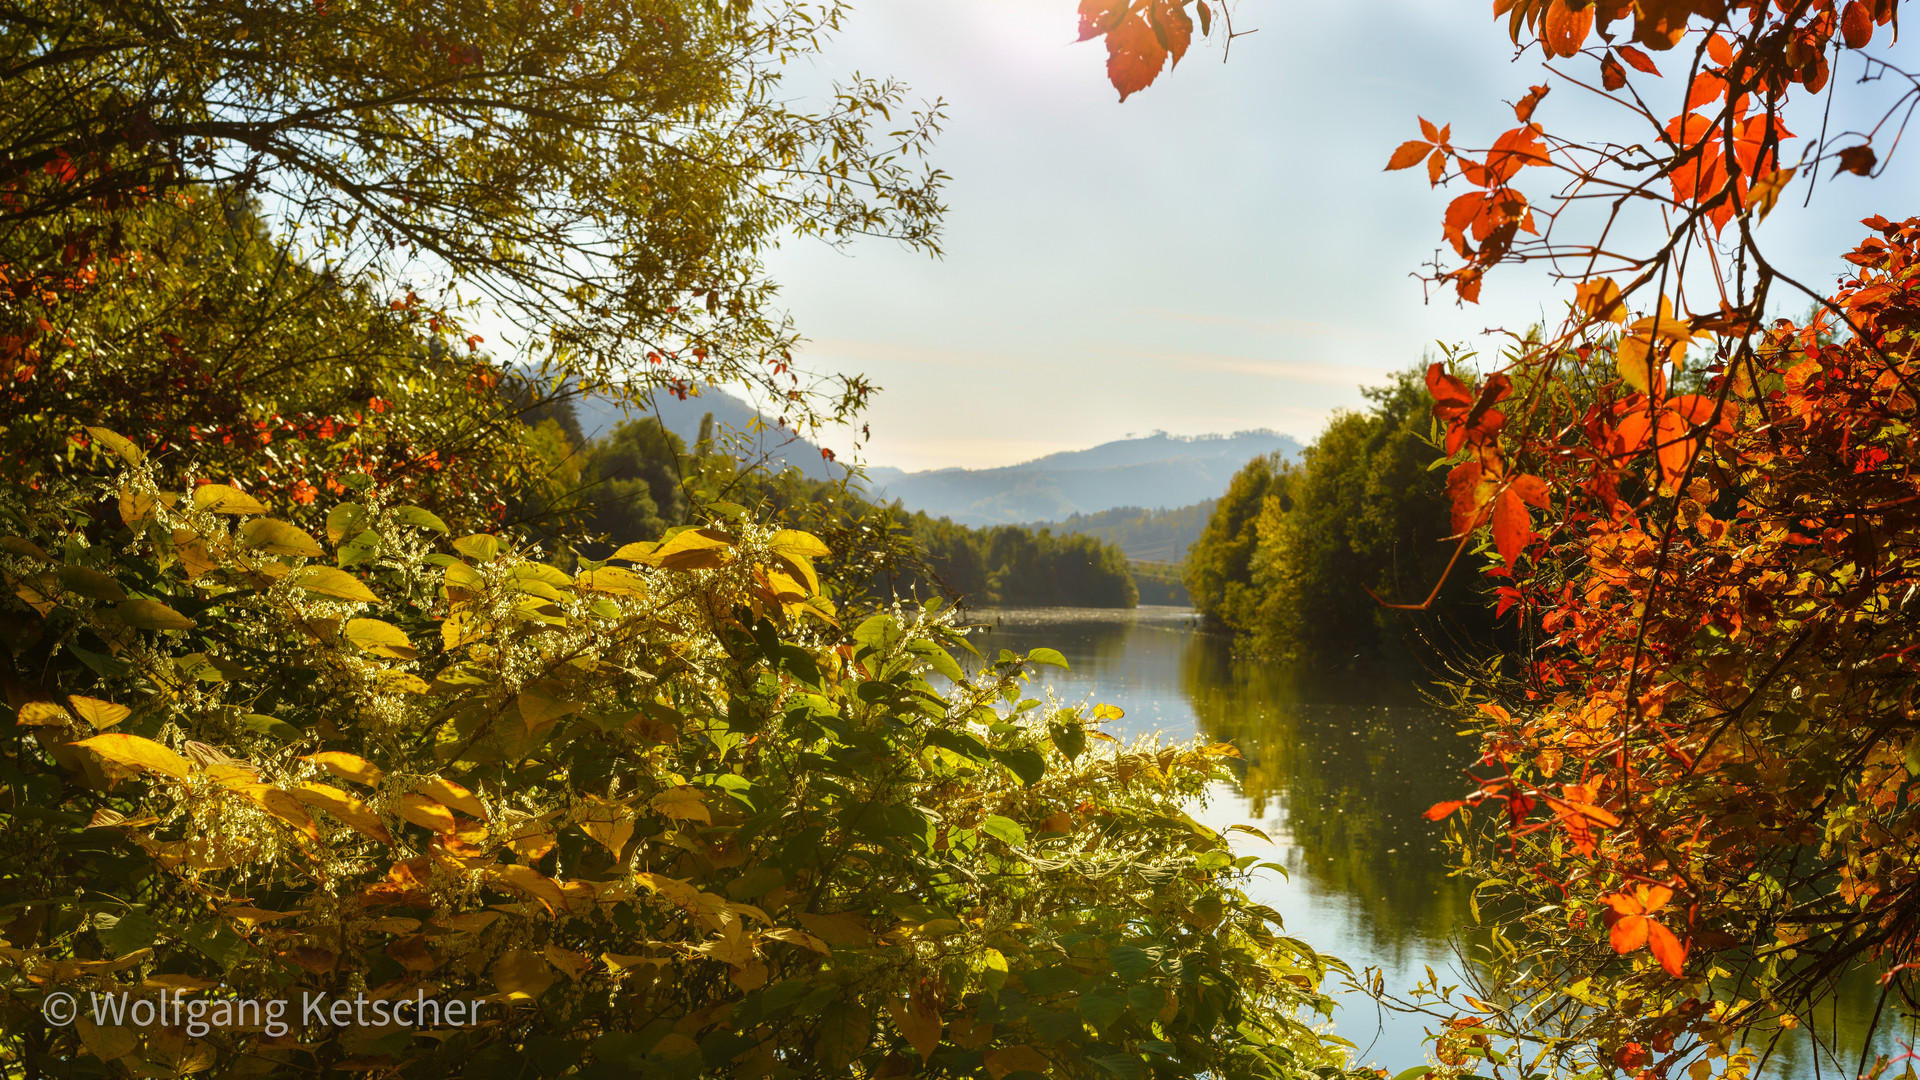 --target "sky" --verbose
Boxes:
[753,0,1920,471]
